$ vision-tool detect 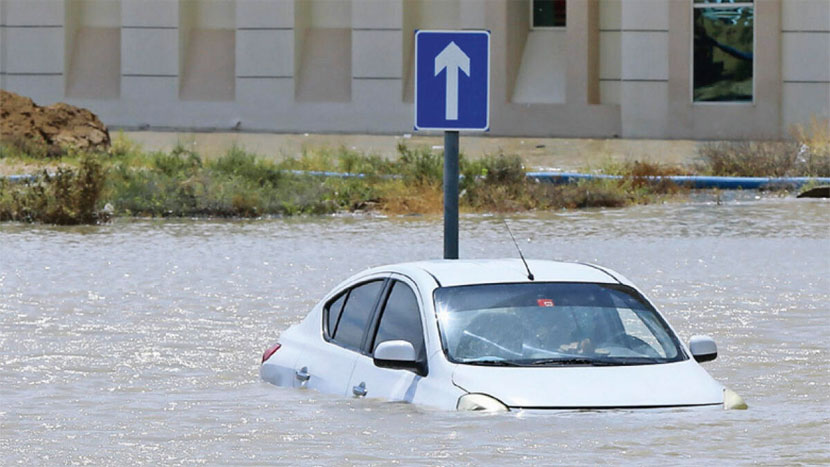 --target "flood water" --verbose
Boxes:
[1,197,828,465]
